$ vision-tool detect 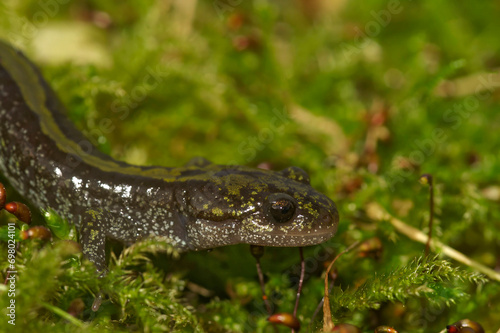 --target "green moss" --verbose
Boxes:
[1,0,500,331]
